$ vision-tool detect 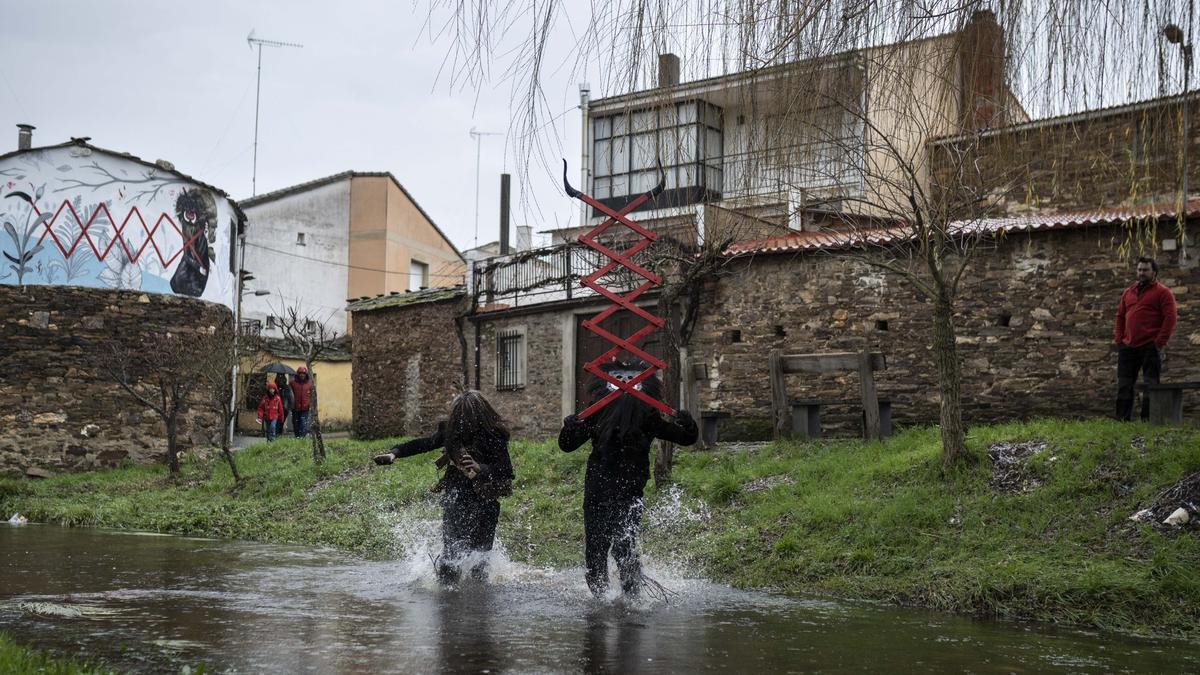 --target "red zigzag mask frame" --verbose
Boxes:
[563,160,674,419]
